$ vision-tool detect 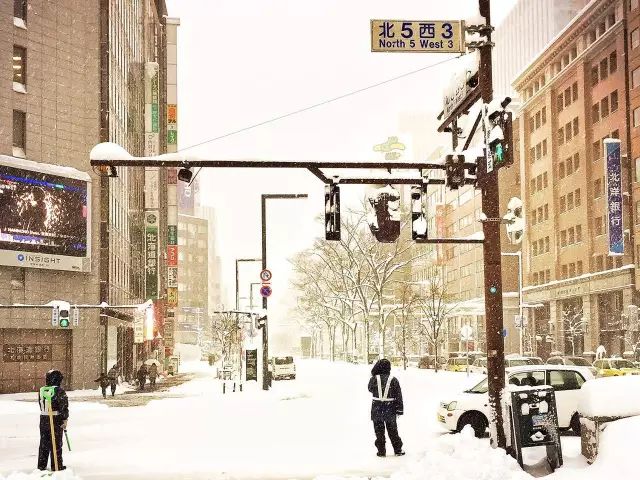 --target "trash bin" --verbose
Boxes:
[504,386,563,471]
